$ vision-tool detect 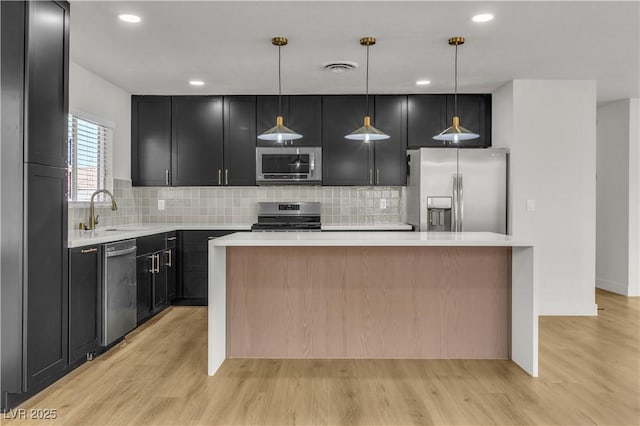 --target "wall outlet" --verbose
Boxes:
[380,198,387,209]
[158,199,165,211]
[526,199,536,212]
